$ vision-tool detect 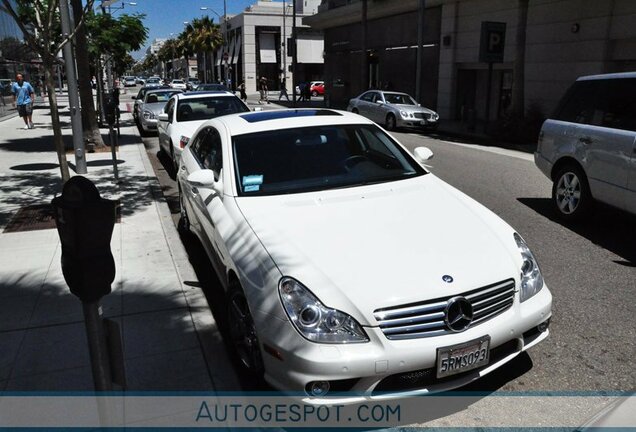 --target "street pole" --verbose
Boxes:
[415,0,425,103]
[59,0,87,174]
[292,0,297,107]
[361,0,368,91]
[282,1,286,84]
